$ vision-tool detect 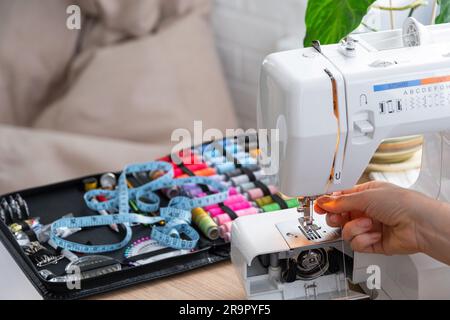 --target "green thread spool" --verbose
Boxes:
[129,200,139,212]
[192,208,219,240]
[262,198,299,213]
[192,207,208,225]
[255,195,273,208]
